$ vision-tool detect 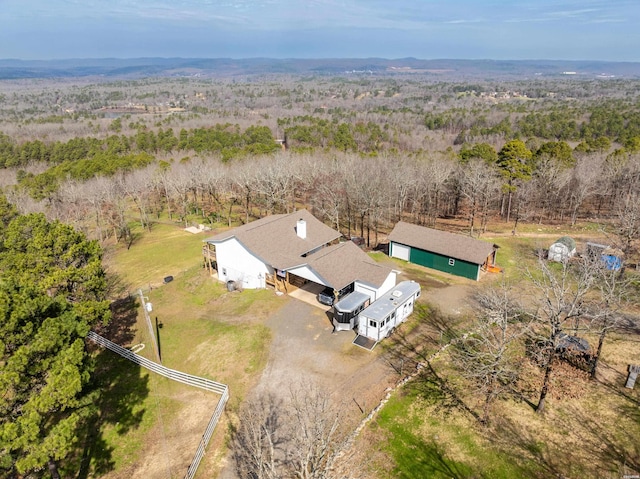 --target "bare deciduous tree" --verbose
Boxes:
[613,190,640,258]
[451,281,528,424]
[285,384,344,479]
[566,154,603,225]
[527,256,595,413]
[458,158,500,236]
[233,394,281,479]
[233,383,350,479]
[588,259,632,379]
